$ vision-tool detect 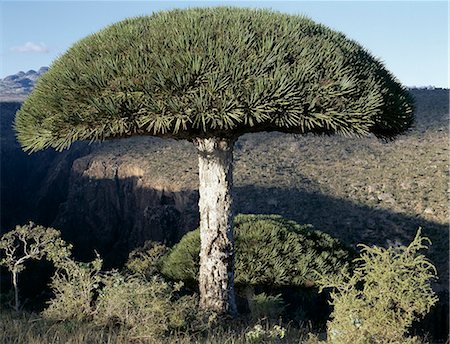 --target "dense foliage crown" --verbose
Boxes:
[16,7,414,152]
